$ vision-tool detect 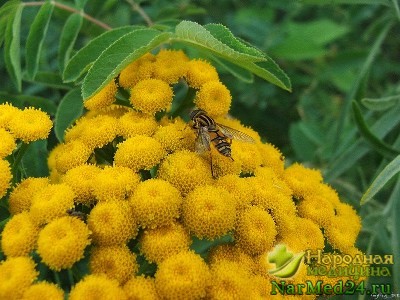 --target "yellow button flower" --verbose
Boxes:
[8,107,52,143]
[69,275,127,300]
[155,251,210,300]
[0,128,16,158]
[37,216,91,271]
[89,245,138,285]
[215,174,252,210]
[124,276,158,300]
[185,59,219,88]
[182,185,236,239]
[0,102,19,129]
[208,244,256,274]
[140,223,191,263]
[84,79,117,111]
[22,281,64,300]
[1,212,39,257]
[129,79,174,115]
[55,140,92,173]
[87,200,138,245]
[114,135,165,172]
[130,179,182,228]
[118,110,158,139]
[231,140,263,174]
[0,256,38,300]
[77,114,119,149]
[283,163,323,198]
[257,142,285,176]
[0,159,12,199]
[119,53,155,89]
[153,49,189,84]
[194,81,231,117]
